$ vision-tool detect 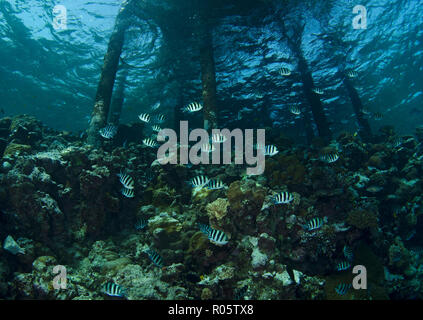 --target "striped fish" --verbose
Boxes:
[313,88,324,95]
[289,105,301,115]
[264,145,279,157]
[117,172,135,189]
[335,283,351,295]
[135,217,148,230]
[99,125,117,139]
[198,223,212,235]
[102,282,126,297]
[304,217,324,231]
[336,261,351,271]
[184,102,203,113]
[392,136,402,148]
[145,249,164,268]
[143,138,158,148]
[152,125,162,133]
[207,179,226,190]
[346,69,358,78]
[199,224,229,246]
[274,192,294,204]
[191,175,210,188]
[320,152,339,163]
[361,107,371,115]
[121,187,135,198]
[211,133,227,143]
[373,112,383,120]
[201,143,216,153]
[343,245,354,262]
[279,67,291,76]
[155,114,166,123]
[138,113,151,123]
